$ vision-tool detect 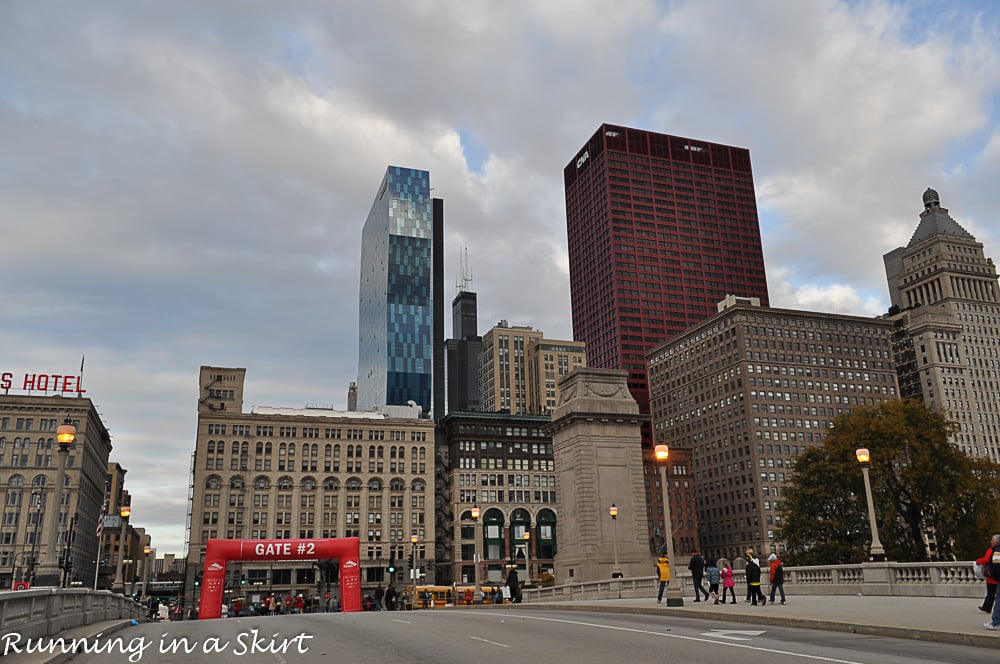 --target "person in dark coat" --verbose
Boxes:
[506,568,522,604]
[687,551,711,602]
[745,553,767,606]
